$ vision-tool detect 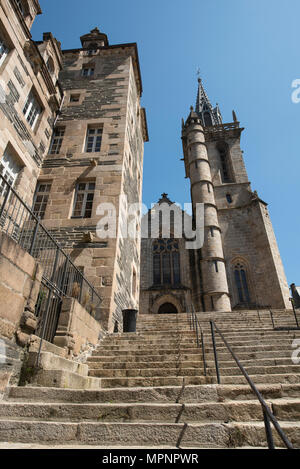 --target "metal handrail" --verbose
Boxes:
[187,305,207,376]
[210,320,294,449]
[0,174,102,309]
[269,305,300,331]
